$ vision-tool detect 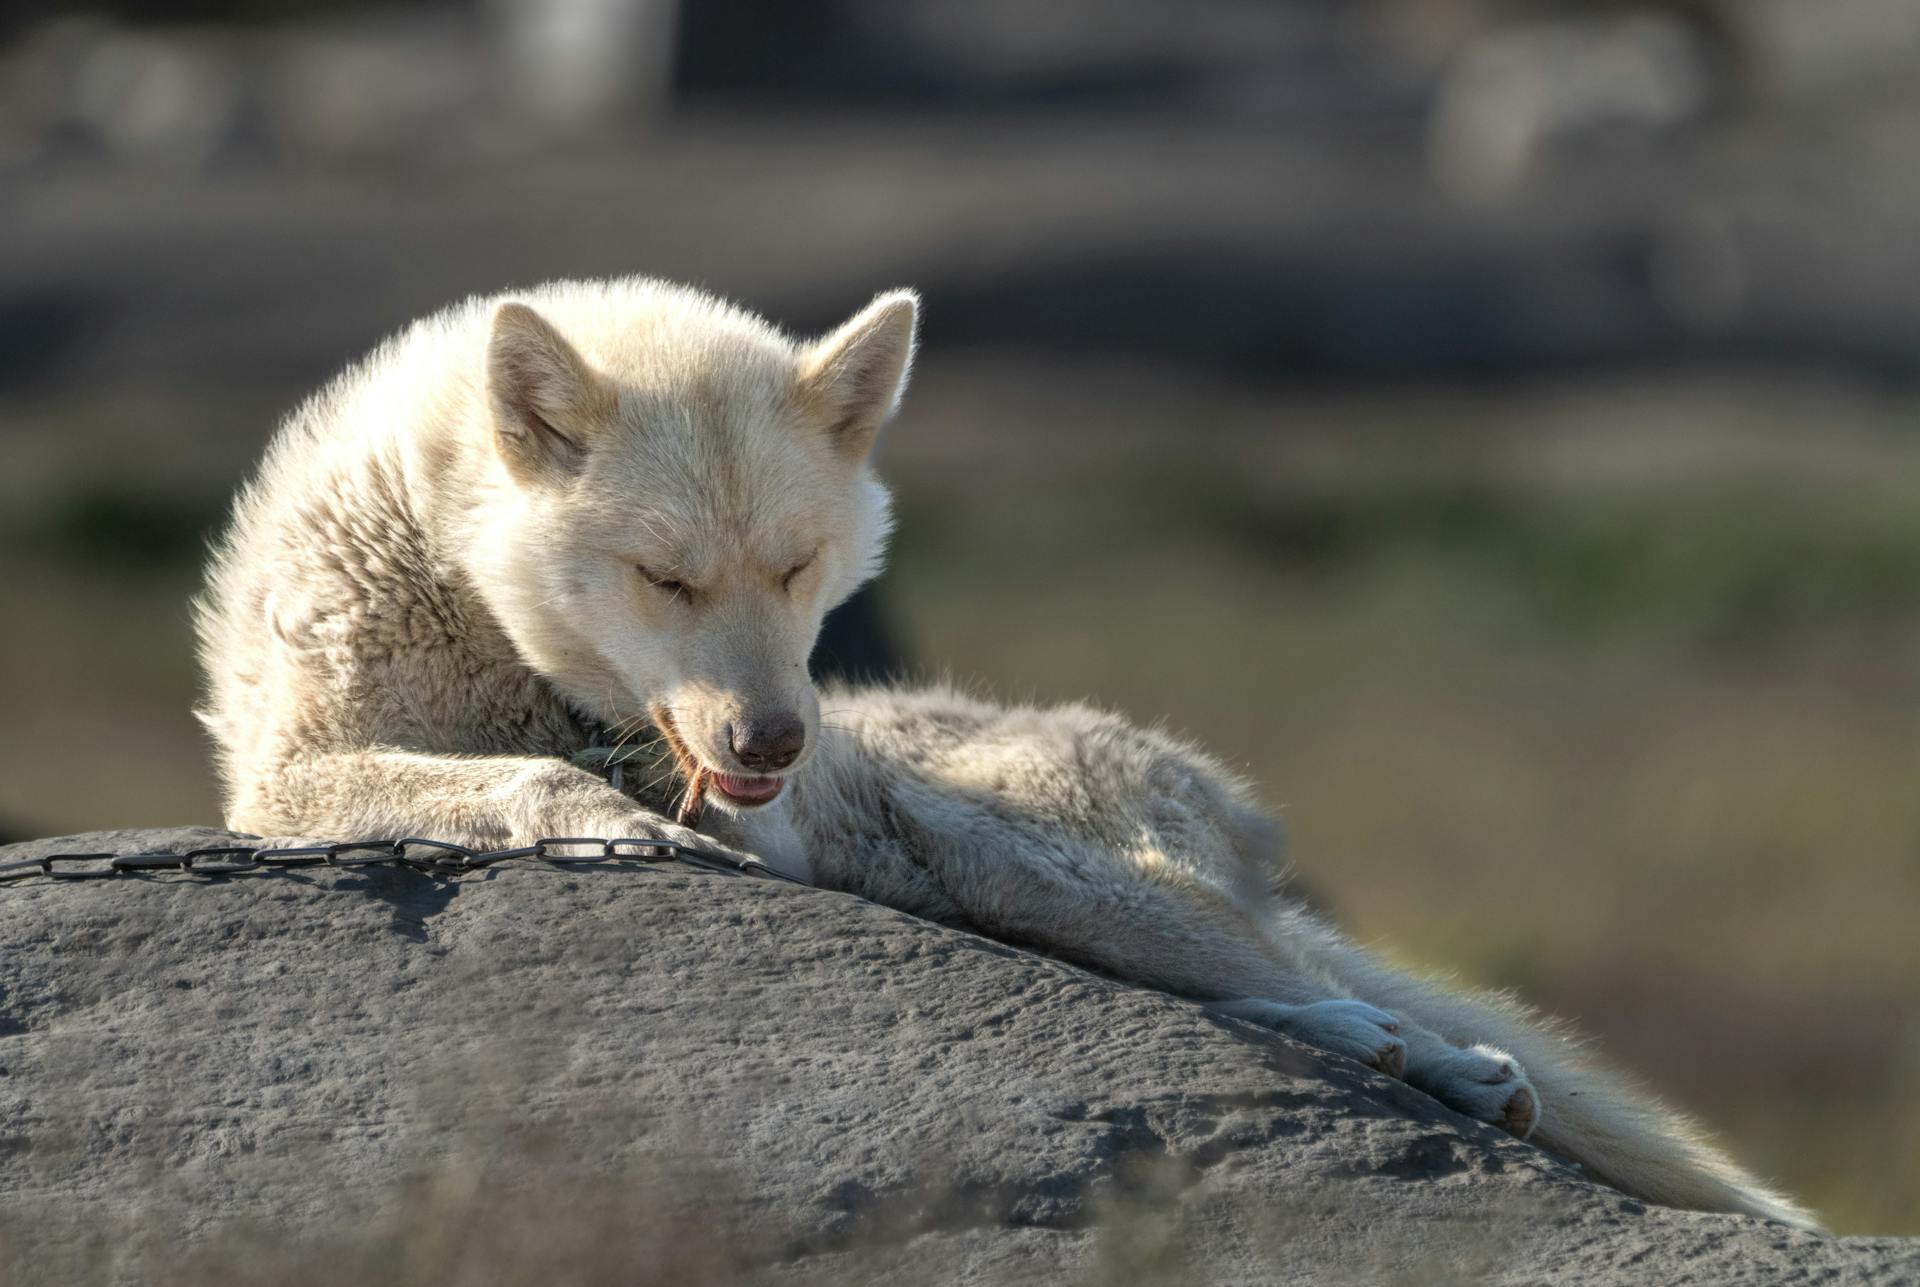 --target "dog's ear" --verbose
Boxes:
[797,289,919,462]
[487,302,613,483]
